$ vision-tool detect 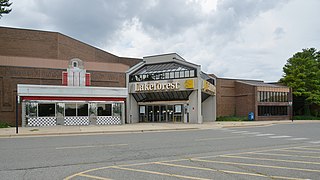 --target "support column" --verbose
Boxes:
[121,102,125,124]
[197,67,202,124]
[21,101,26,127]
